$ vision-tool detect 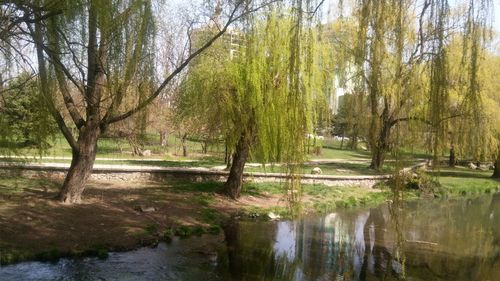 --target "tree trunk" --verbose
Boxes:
[181,134,188,157]
[449,145,456,167]
[201,140,208,154]
[493,150,500,179]
[159,131,167,147]
[370,146,385,170]
[224,142,232,170]
[58,126,100,203]
[224,133,250,199]
[349,135,358,150]
[370,118,391,170]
